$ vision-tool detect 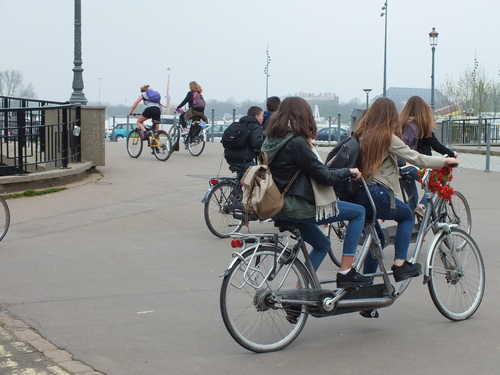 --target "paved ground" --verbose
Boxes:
[0,140,499,375]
